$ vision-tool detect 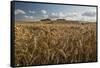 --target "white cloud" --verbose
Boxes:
[41,10,47,14]
[24,15,33,19]
[58,12,65,18]
[51,13,57,16]
[15,9,26,15]
[49,13,58,19]
[29,10,35,14]
[49,12,65,19]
